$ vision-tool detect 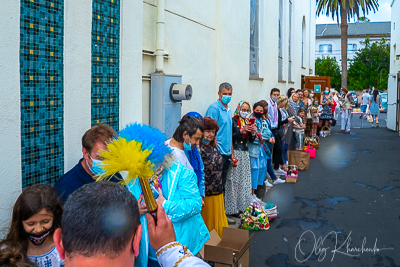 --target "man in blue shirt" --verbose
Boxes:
[361,89,370,113]
[205,82,233,190]
[54,123,119,204]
